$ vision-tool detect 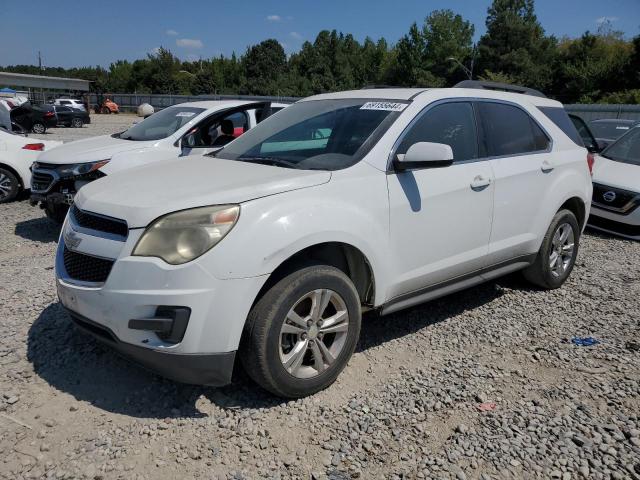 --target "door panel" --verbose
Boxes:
[387,162,495,298]
[386,101,494,300]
